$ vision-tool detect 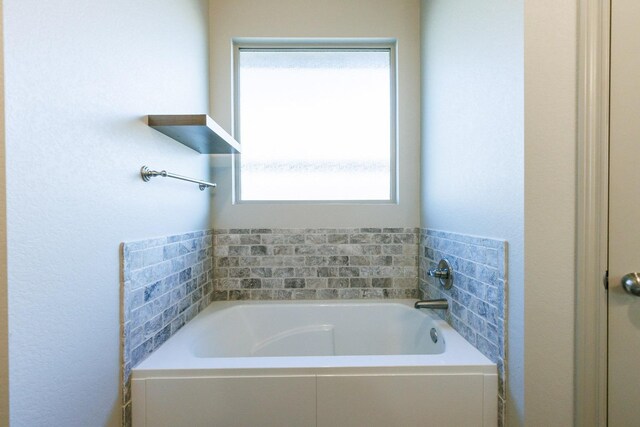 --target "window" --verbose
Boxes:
[234,43,396,202]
